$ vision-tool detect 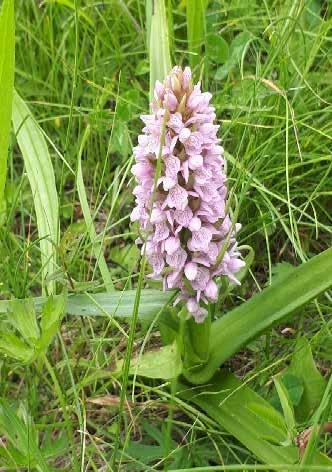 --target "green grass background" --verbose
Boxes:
[0,0,331,469]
